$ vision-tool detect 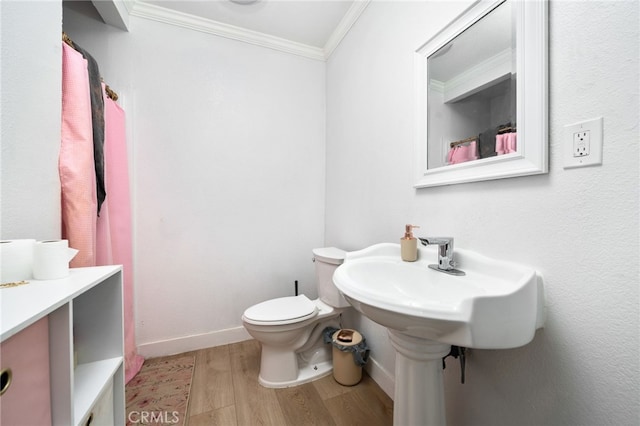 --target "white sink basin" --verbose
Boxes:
[333,243,544,349]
